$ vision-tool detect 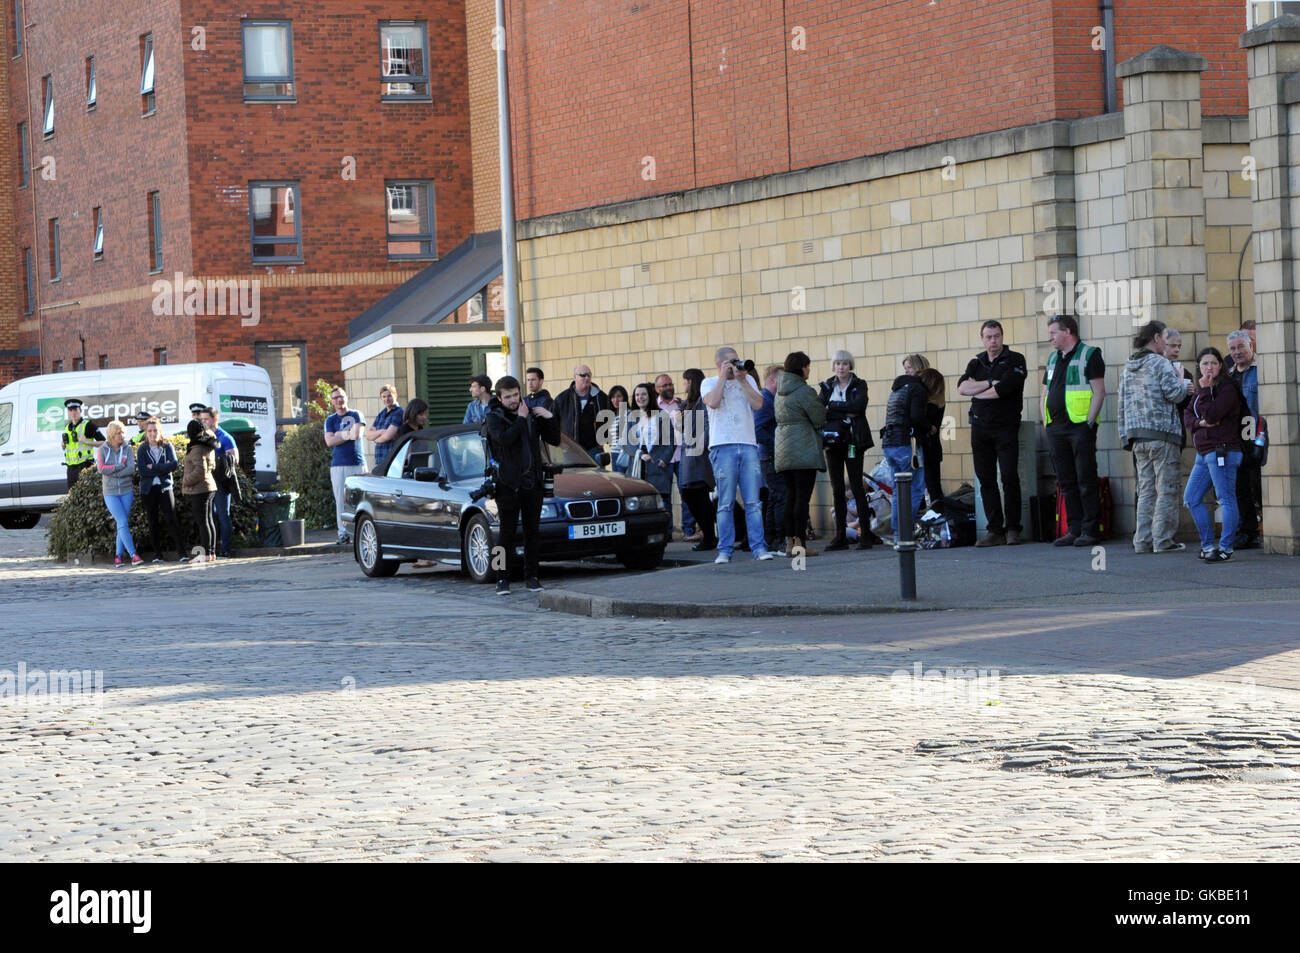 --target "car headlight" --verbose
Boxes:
[626,494,662,512]
[540,503,558,519]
